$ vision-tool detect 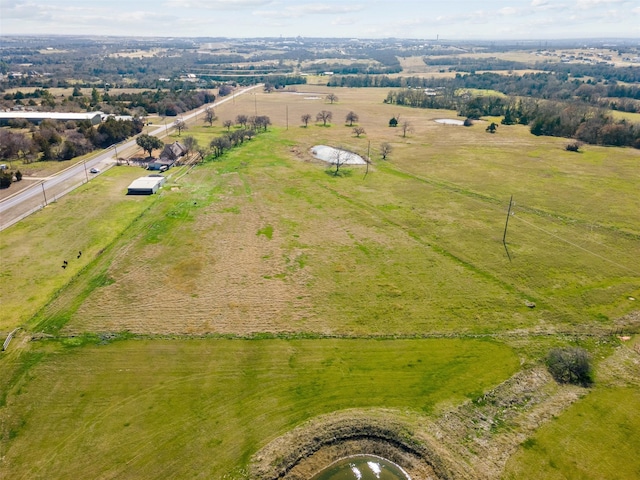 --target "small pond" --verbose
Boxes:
[311,145,366,165]
[310,455,411,480]
[434,118,464,125]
